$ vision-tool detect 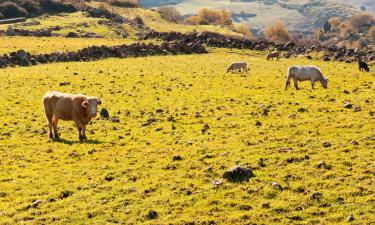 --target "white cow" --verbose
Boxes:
[226,62,248,73]
[286,66,328,90]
